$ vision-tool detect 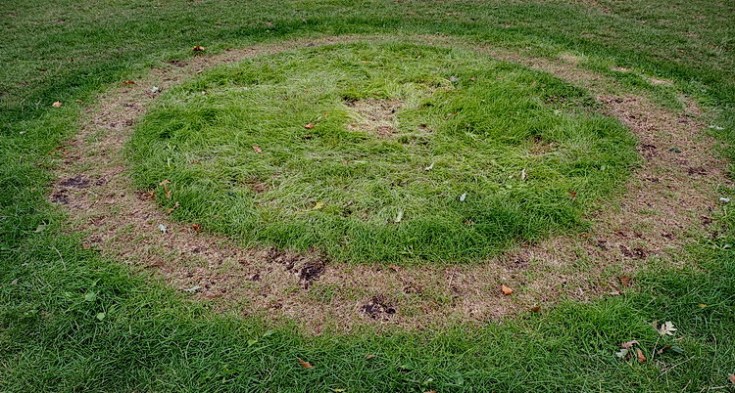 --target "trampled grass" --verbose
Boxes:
[130,43,637,262]
[2,0,735,391]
